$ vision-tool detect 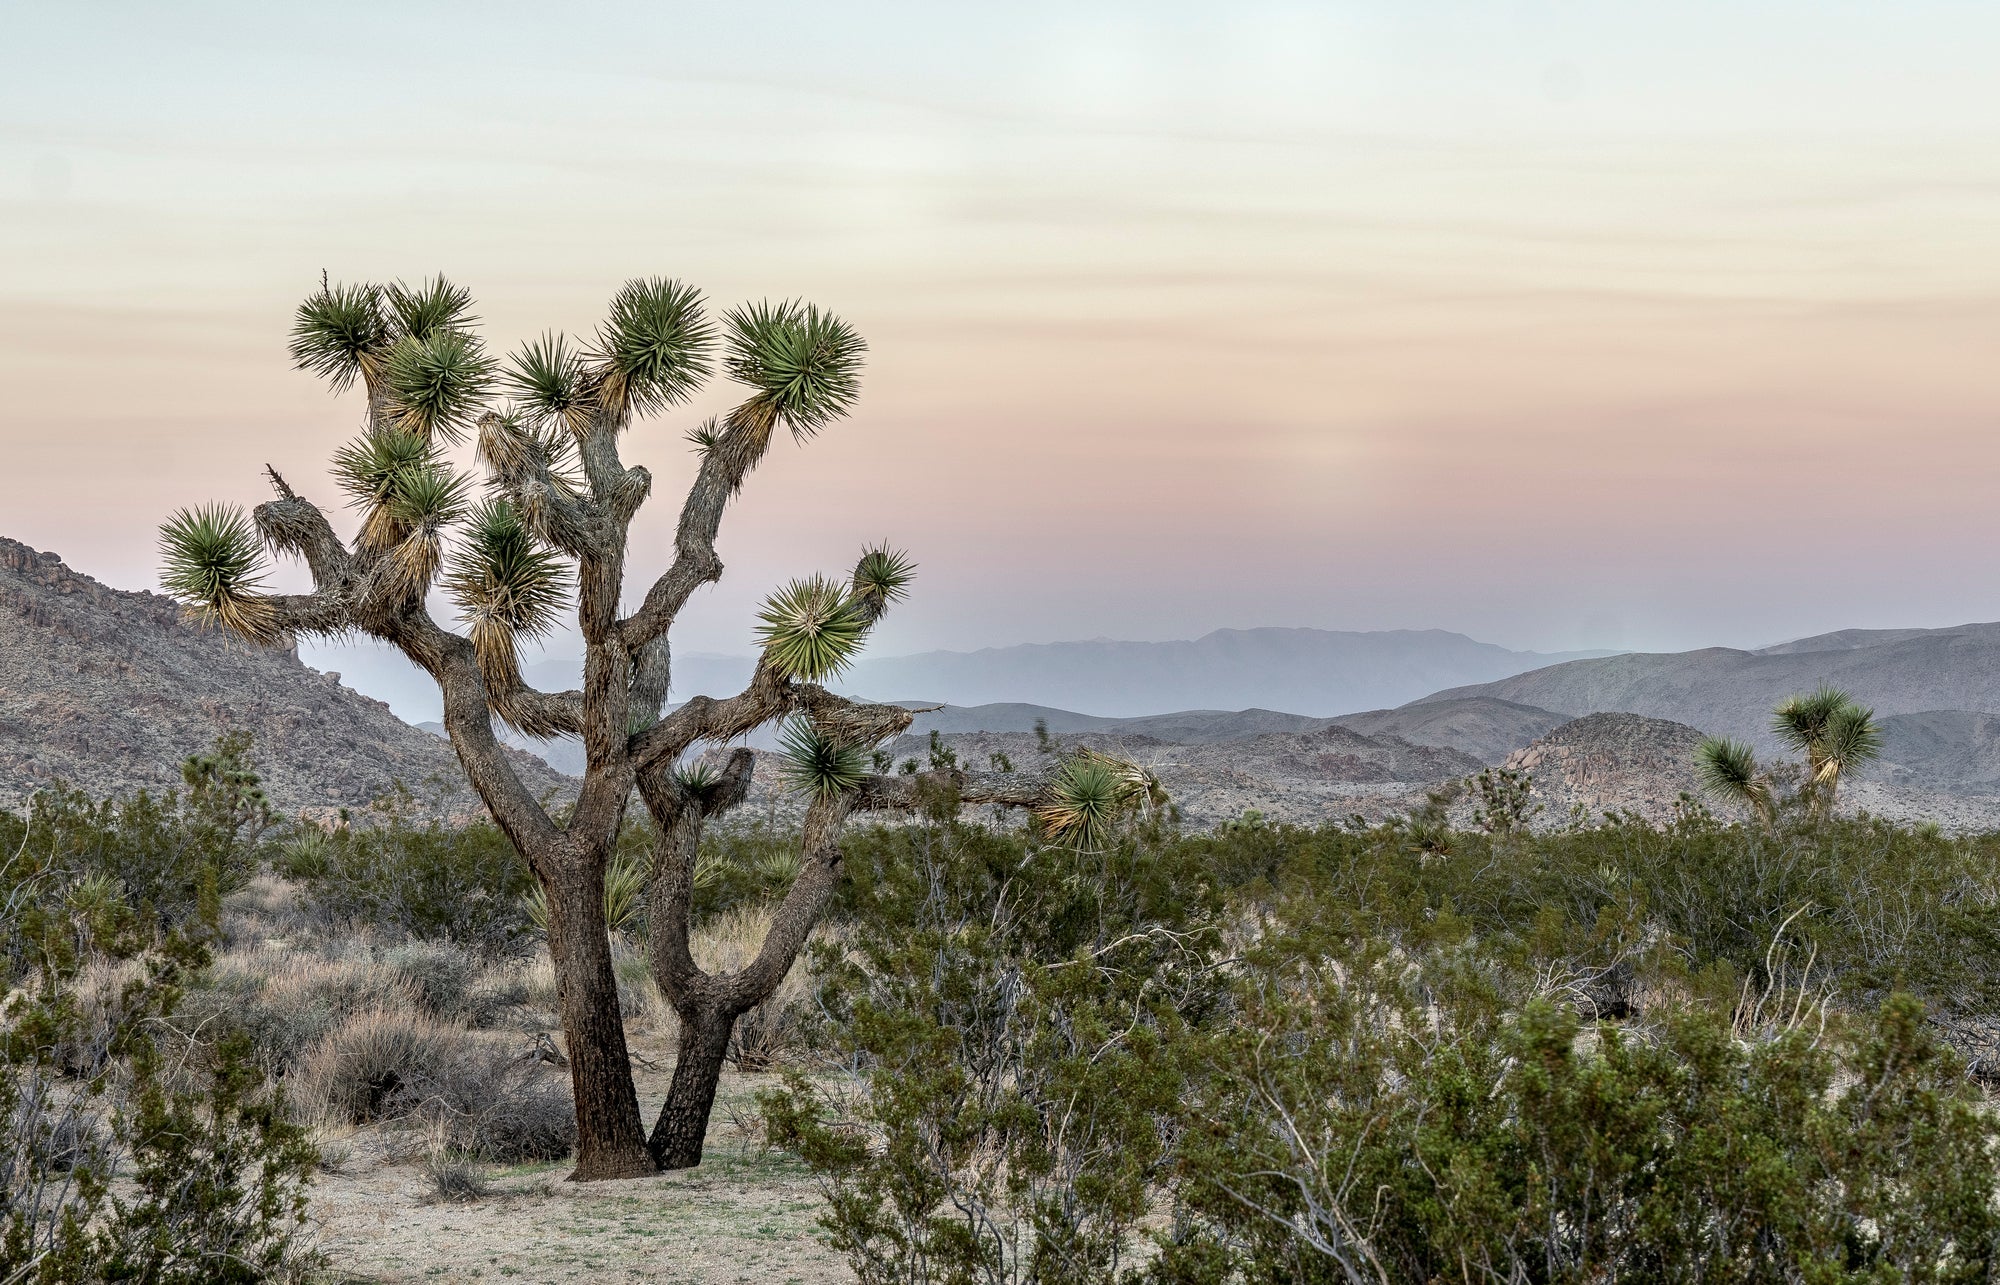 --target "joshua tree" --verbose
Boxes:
[1694,685,1880,824]
[158,275,1154,1177]
[1772,684,1881,813]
